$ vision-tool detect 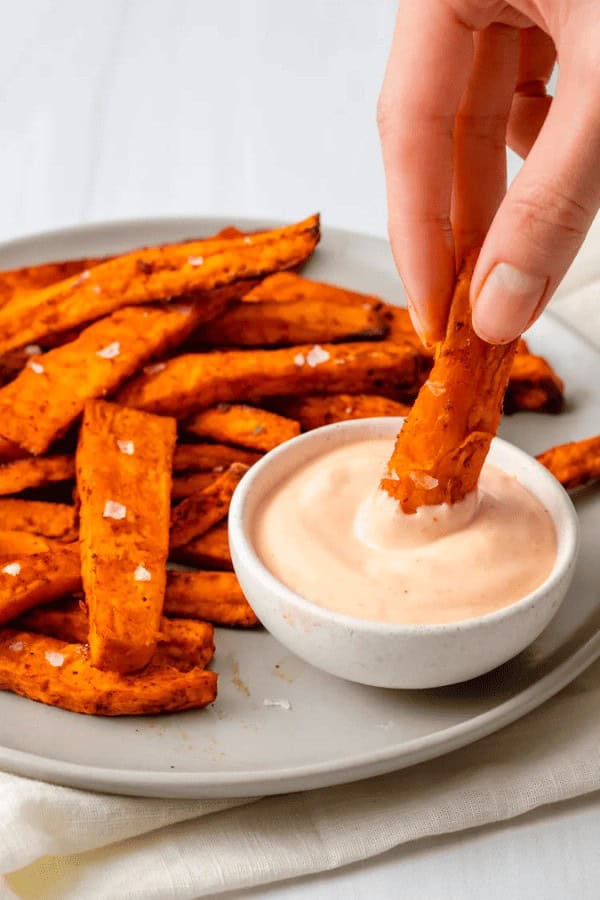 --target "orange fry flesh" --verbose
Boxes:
[0,531,59,558]
[184,404,300,452]
[171,521,232,570]
[173,443,261,473]
[0,455,75,495]
[0,546,81,626]
[537,435,600,490]
[0,499,77,540]
[169,463,248,549]
[382,254,518,513]
[275,393,411,430]
[164,570,259,627]
[171,471,218,500]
